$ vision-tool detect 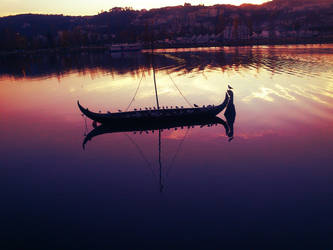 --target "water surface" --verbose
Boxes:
[1,44,333,249]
